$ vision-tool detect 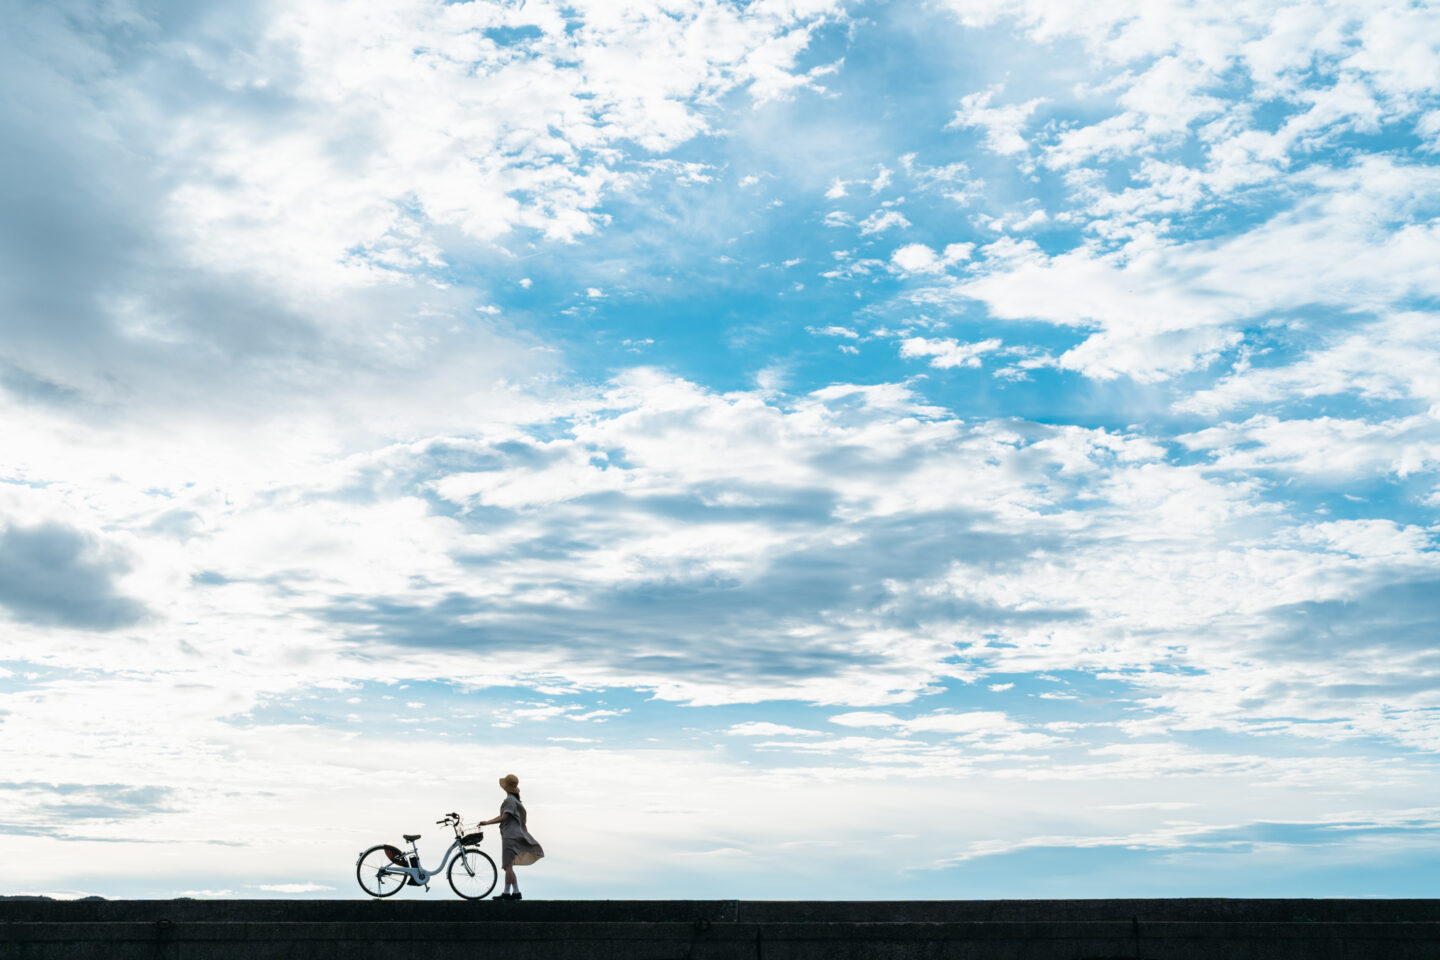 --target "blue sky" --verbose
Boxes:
[3,0,1440,900]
